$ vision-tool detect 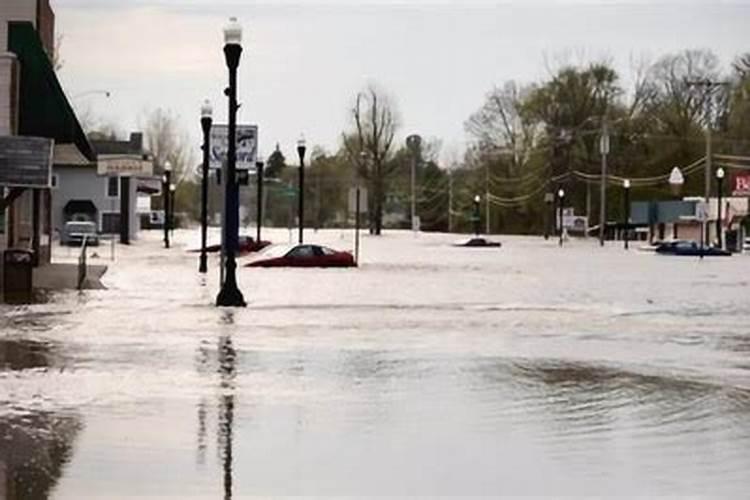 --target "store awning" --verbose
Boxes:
[8,22,95,162]
[63,200,97,215]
